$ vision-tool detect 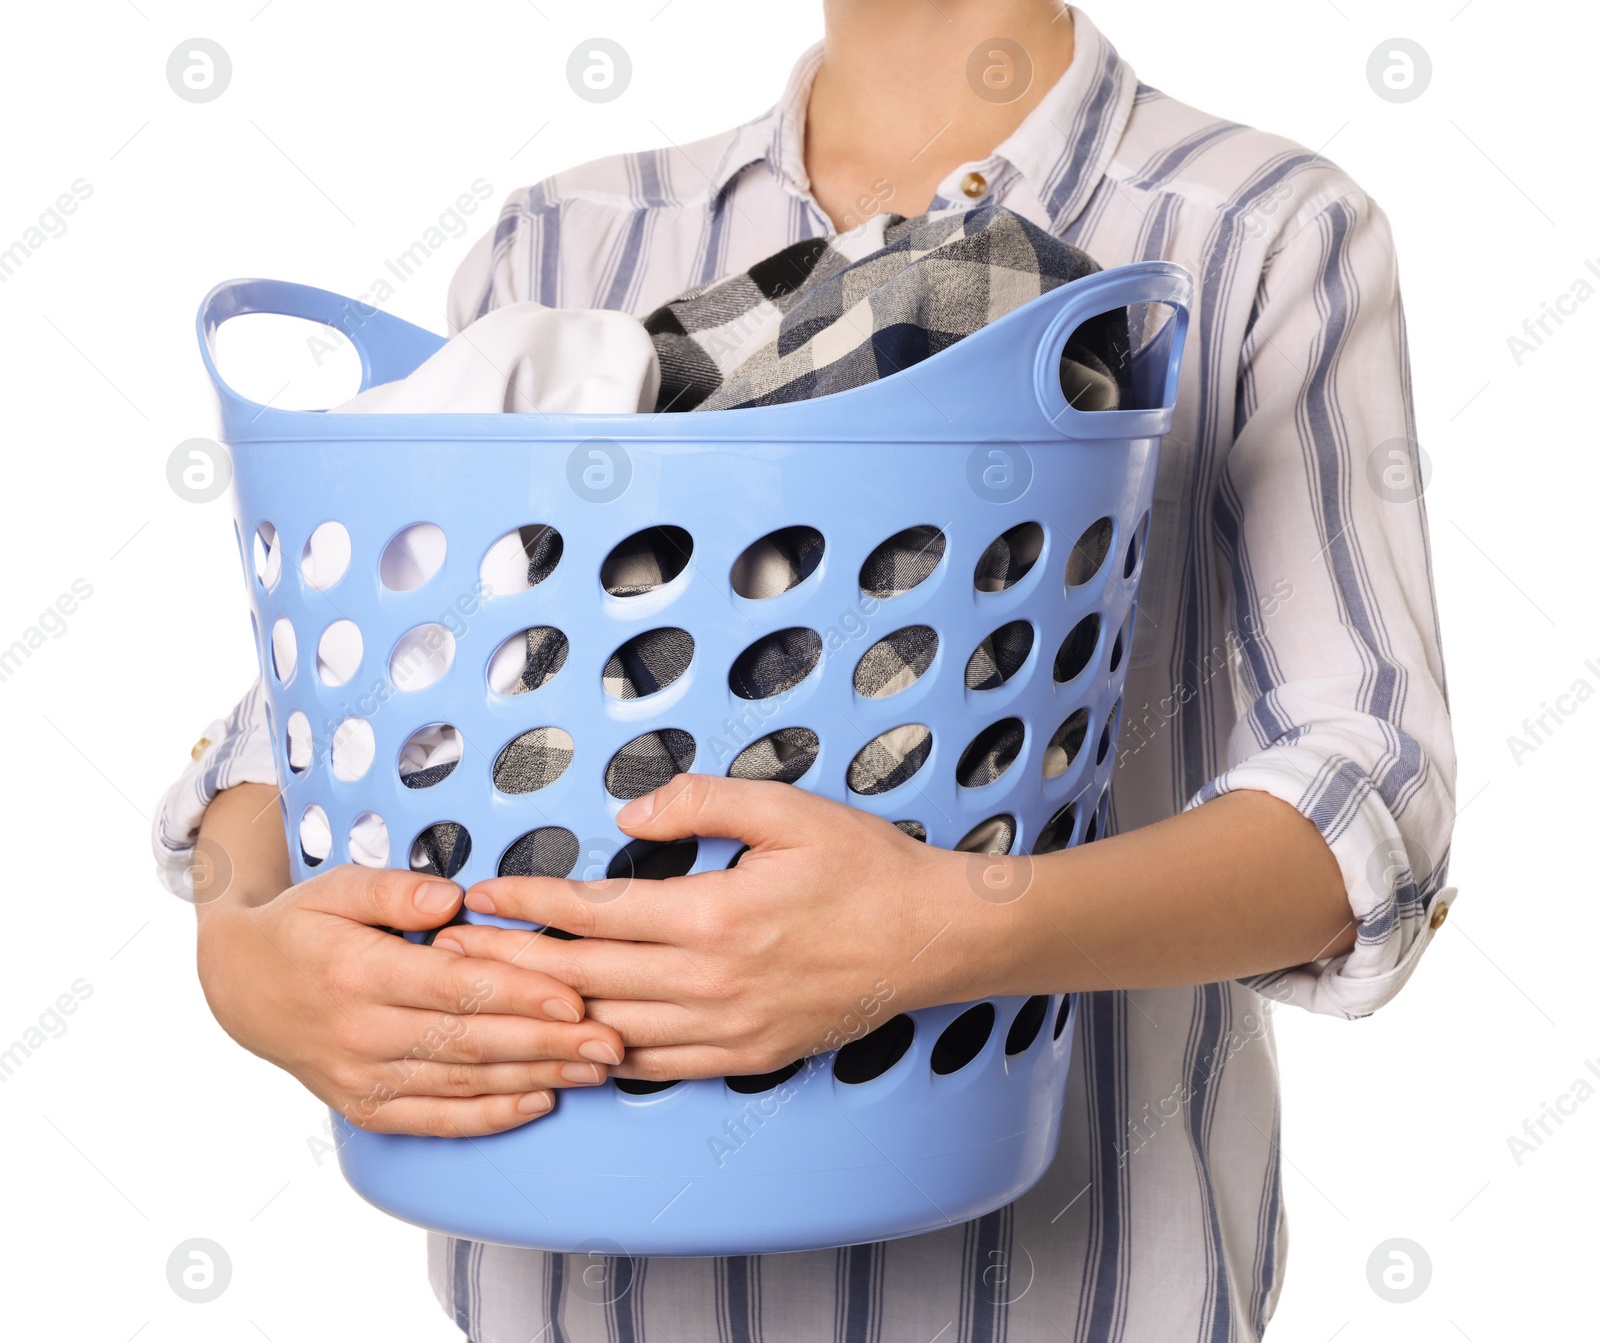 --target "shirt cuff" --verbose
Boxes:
[151,680,280,898]
[1188,741,1455,1020]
